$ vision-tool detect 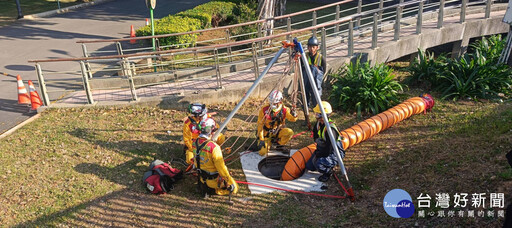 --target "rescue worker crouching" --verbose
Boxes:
[256,90,298,156]
[305,101,345,182]
[183,103,225,164]
[193,117,238,196]
[301,36,326,108]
